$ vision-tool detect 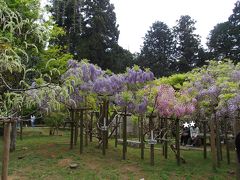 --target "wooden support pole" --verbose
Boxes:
[149,115,155,166]
[73,110,78,146]
[80,109,84,154]
[85,114,88,147]
[122,107,127,160]
[176,118,180,166]
[106,100,109,149]
[115,115,118,148]
[1,122,11,180]
[90,112,93,143]
[164,118,168,159]
[140,116,144,160]
[70,110,74,150]
[215,118,221,167]
[234,117,240,180]
[209,118,217,171]
[20,121,23,140]
[203,120,207,159]
[102,99,106,155]
[224,119,230,164]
